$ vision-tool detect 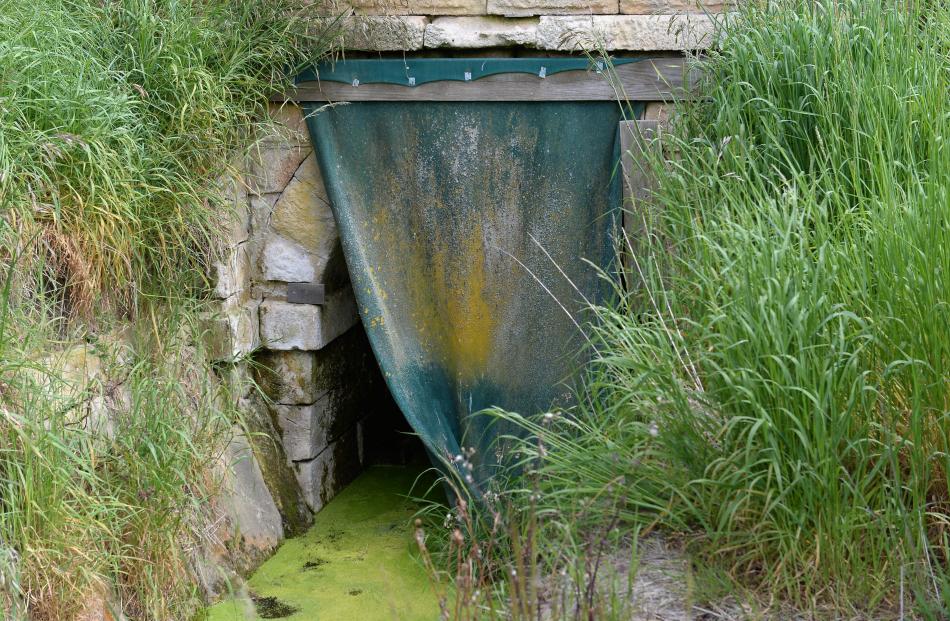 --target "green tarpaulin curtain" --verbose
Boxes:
[304,60,642,488]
